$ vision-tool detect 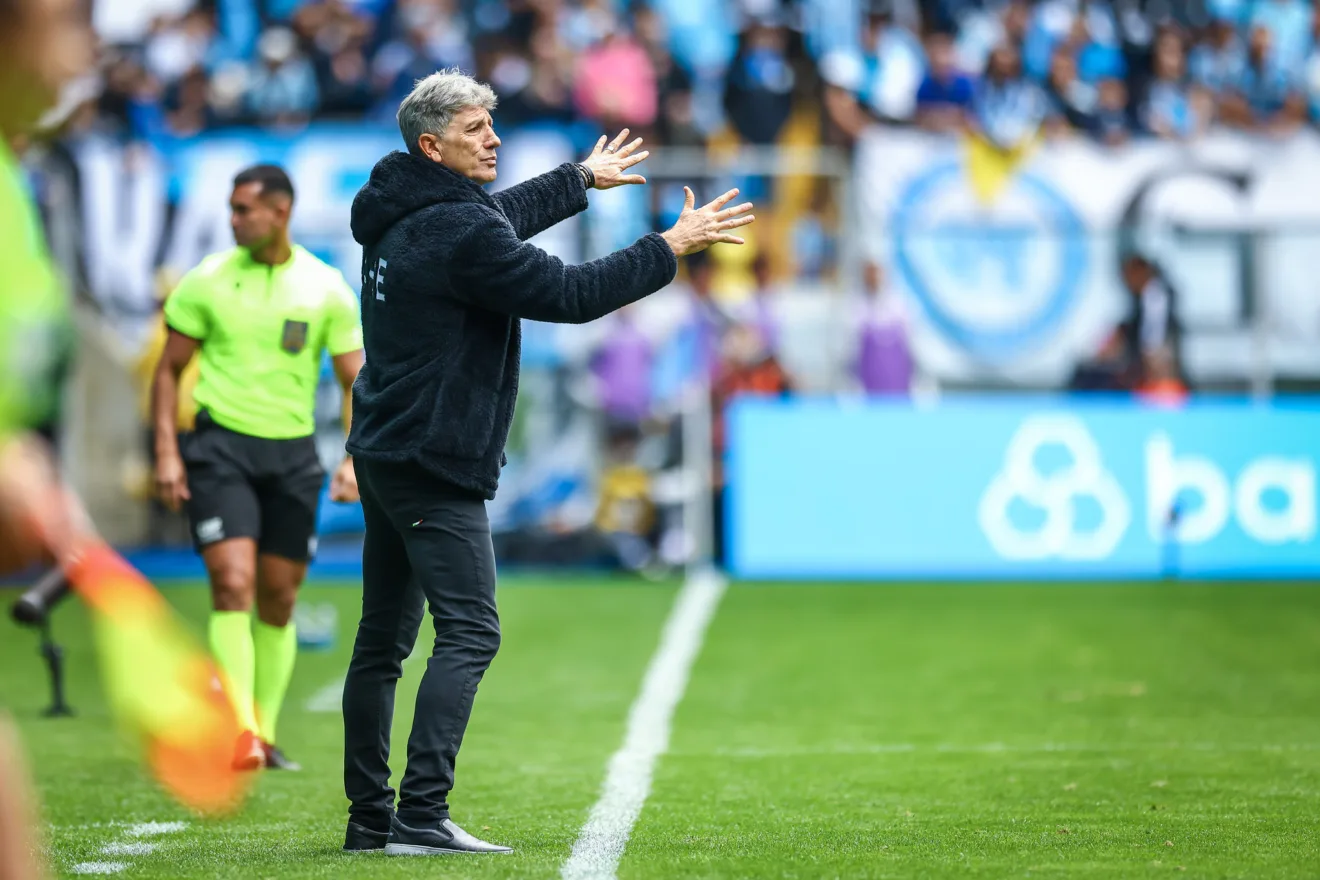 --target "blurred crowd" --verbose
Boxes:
[74,0,1320,147]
